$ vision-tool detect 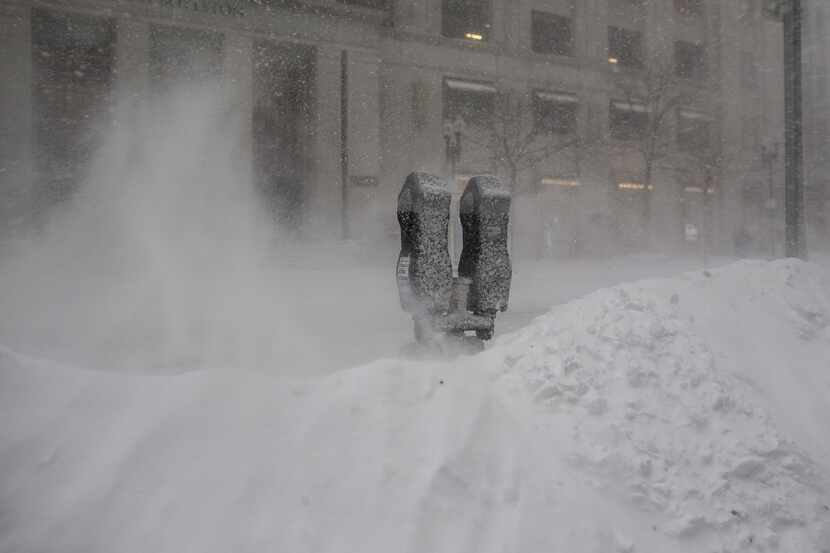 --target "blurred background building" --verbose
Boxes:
[0,0,818,258]
[804,0,830,246]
